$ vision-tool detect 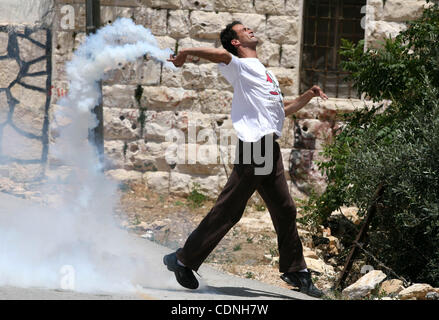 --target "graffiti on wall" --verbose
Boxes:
[0,26,52,181]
